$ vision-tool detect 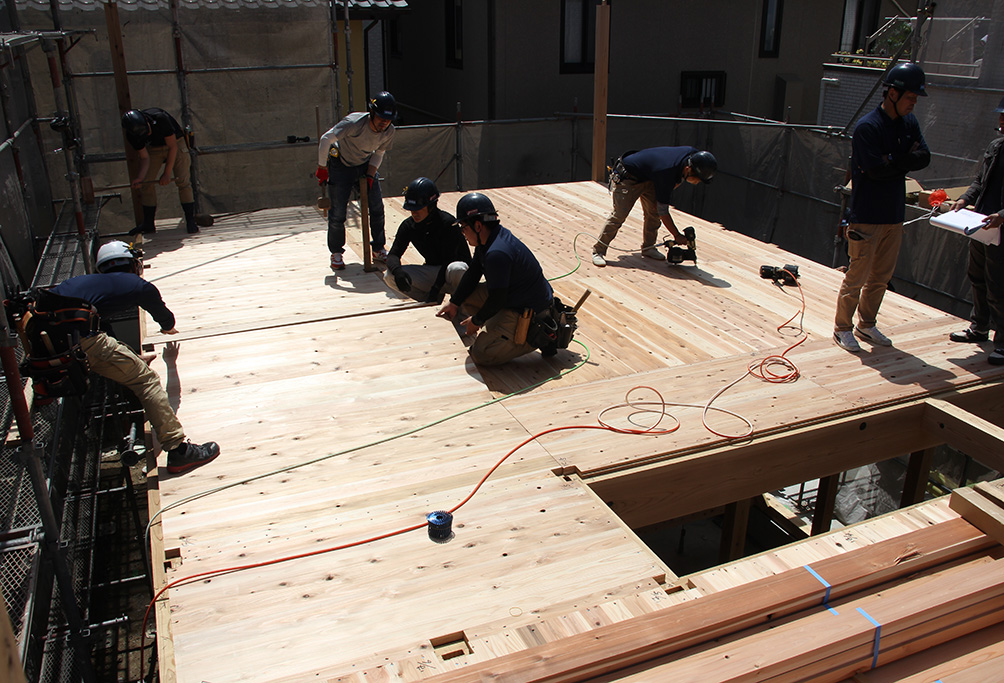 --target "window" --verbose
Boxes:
[759,0,783,58]
[445,0,462,68]
[561,0,597,74]
[680,71,726,109]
